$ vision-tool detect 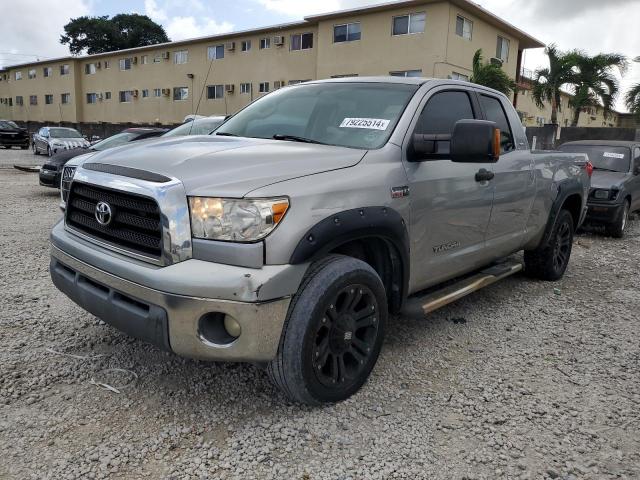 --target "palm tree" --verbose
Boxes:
[469,49,516,96]
[625,57,640,120]
[568,52,627,126]
[531,44,576,125]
